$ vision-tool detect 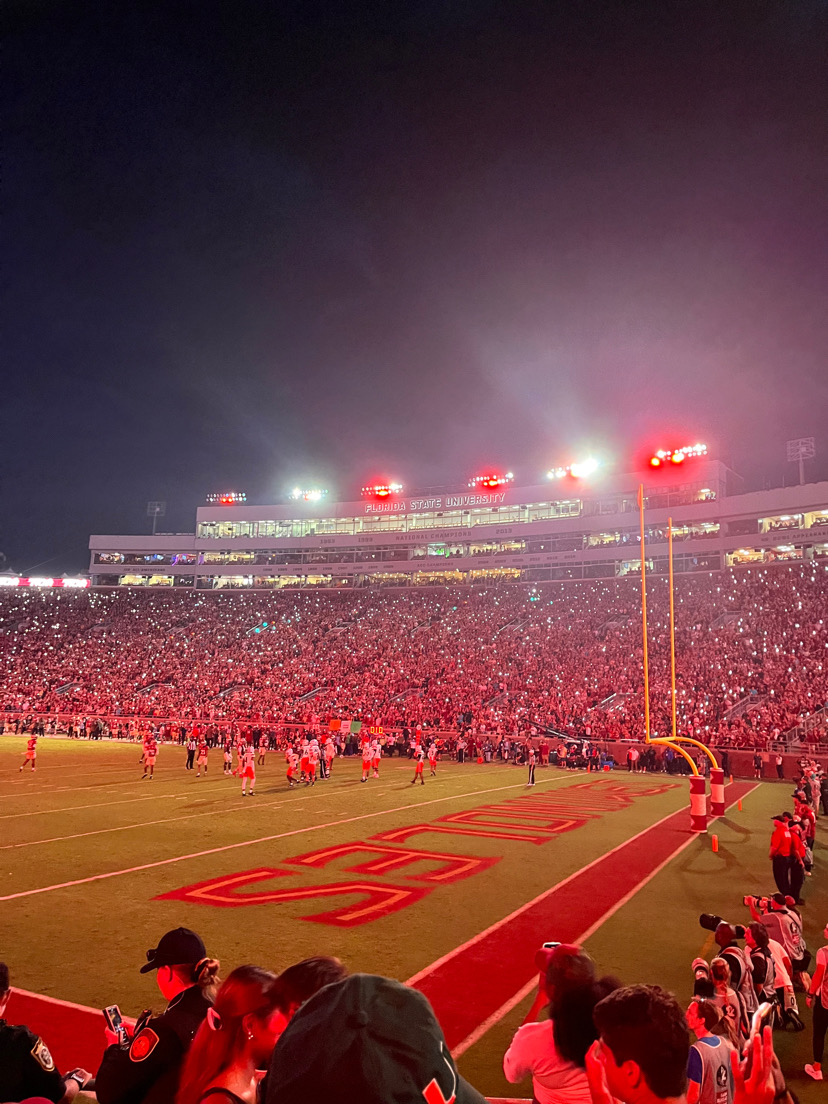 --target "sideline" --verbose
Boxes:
[0,774,584,900]
[409,781,759,1053]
